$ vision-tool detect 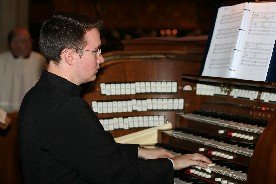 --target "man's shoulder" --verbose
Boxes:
[0,51,12,60]
[30,51,45,60]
